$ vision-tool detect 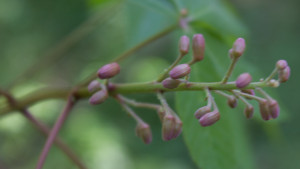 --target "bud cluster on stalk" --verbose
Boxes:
[86,34,290,144]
